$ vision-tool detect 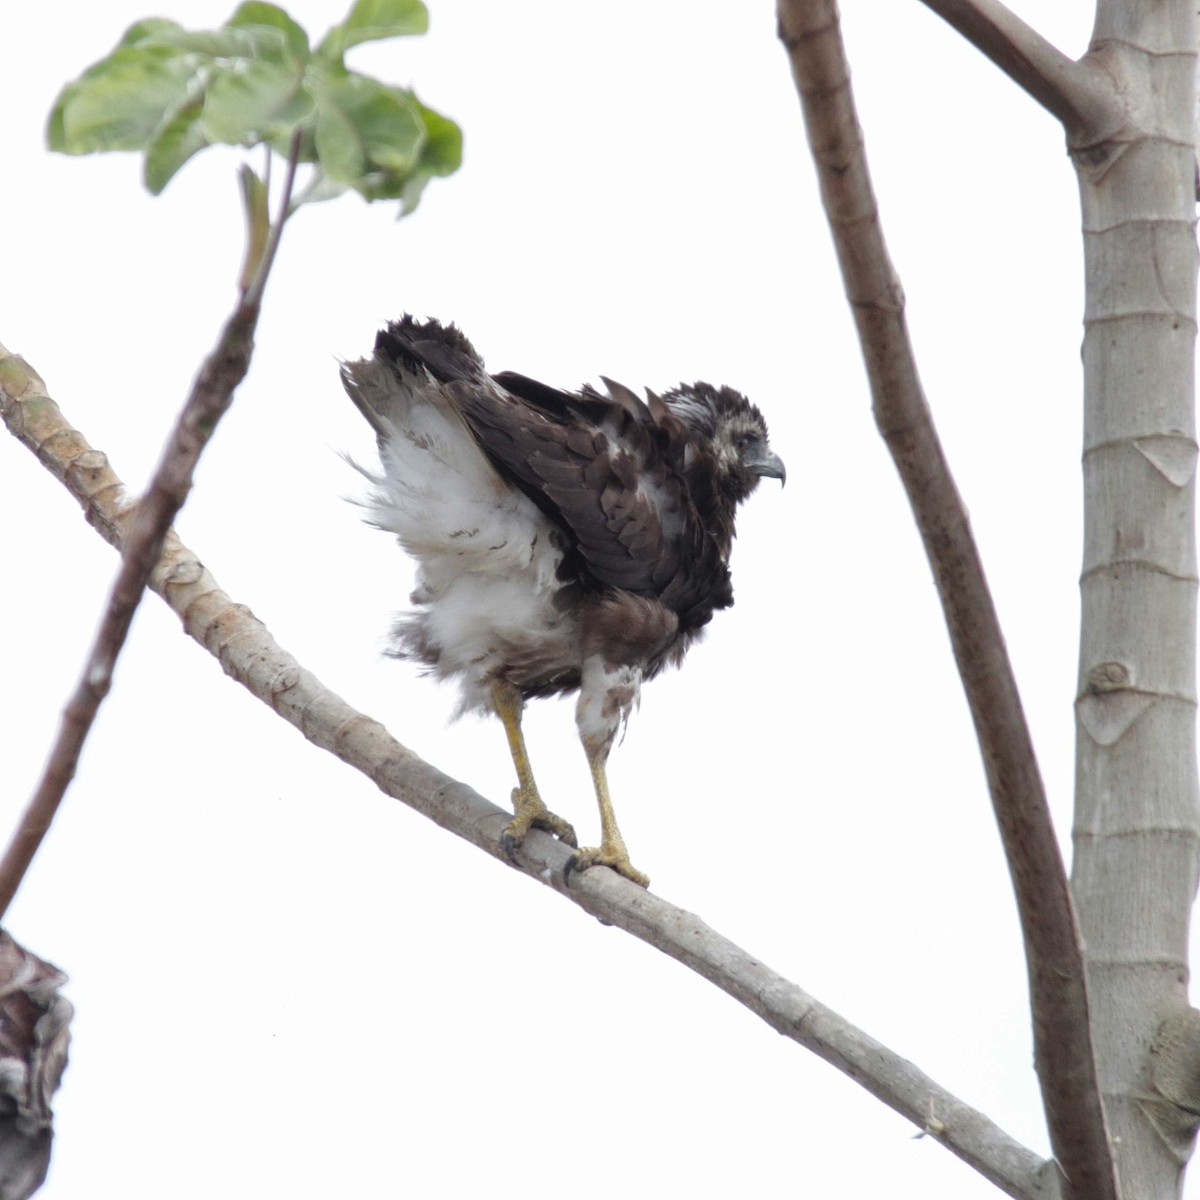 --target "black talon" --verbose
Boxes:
[563,853,579,887]
[502,832,521,864]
